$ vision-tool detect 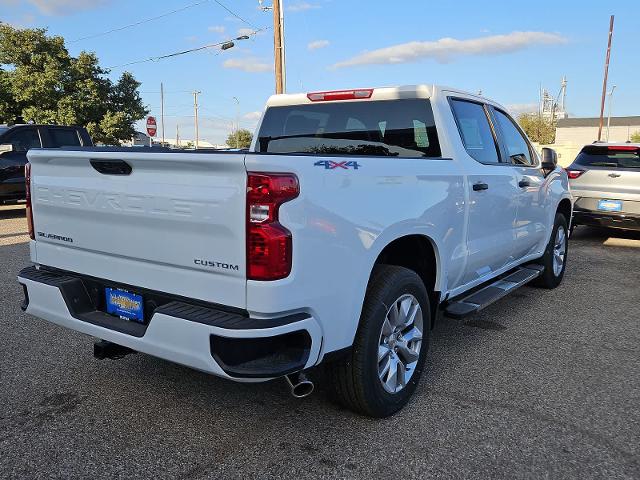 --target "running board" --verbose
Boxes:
[444,265,543,319]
